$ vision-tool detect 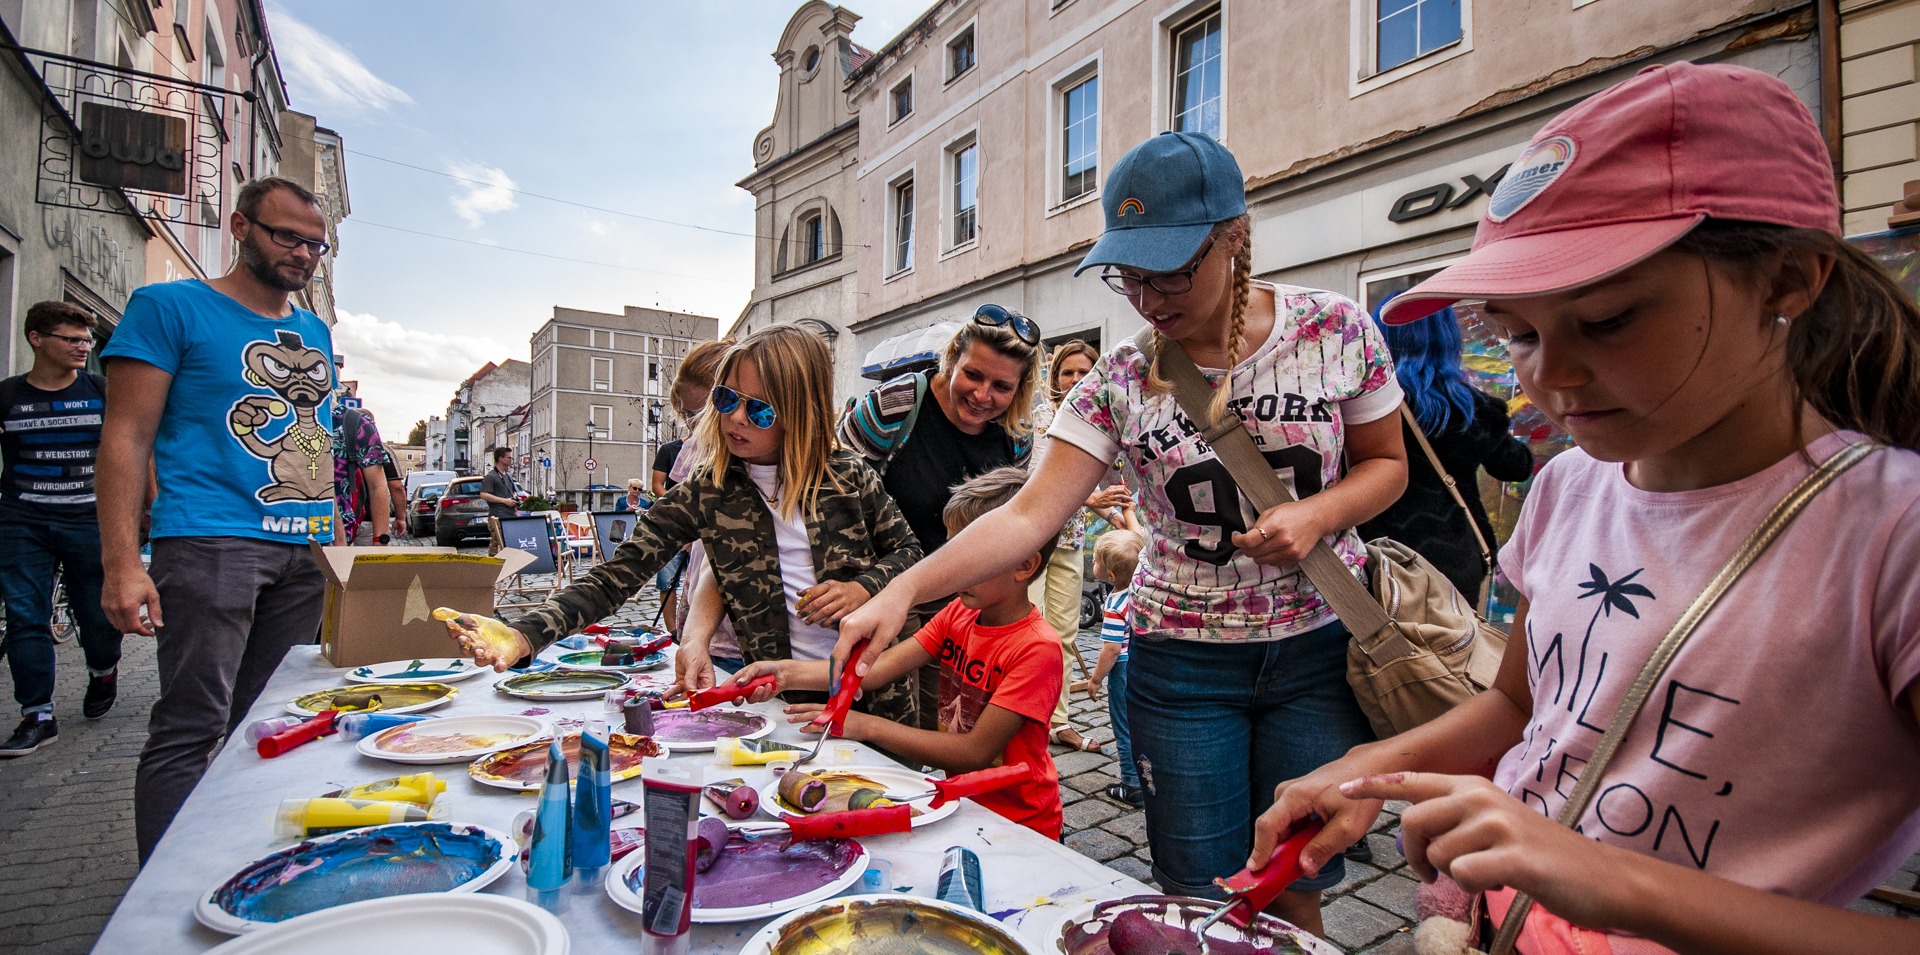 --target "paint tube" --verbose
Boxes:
[718,735,806,765]
[639,758,700,955]
[322,772,445,808]
[526,736,573,913]
[334,711,434,741]
[703,778,759,819]
[273,797,444,839]
[241,716,305,746]
[257,710,338,758]
[570,722,613,892]
[935,846,983,912]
